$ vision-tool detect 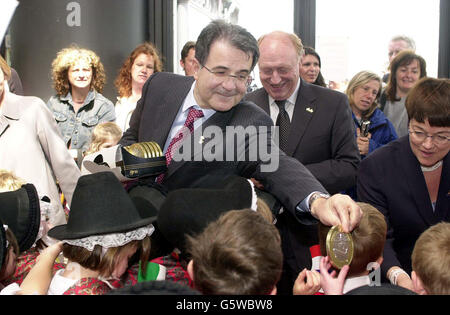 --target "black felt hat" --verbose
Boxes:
[48,172,157,240]
[157,176,256,252]
[0,184,41,252]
